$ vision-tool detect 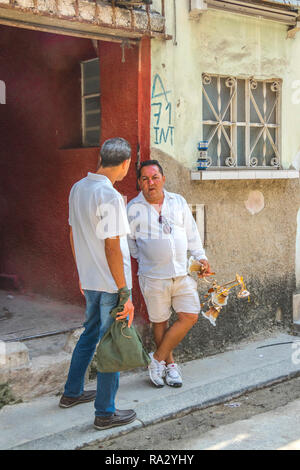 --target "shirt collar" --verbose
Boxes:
[87,172,113,186]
